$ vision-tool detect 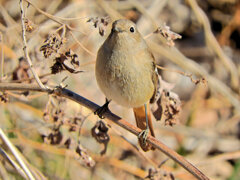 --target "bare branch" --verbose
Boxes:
[0,148,28,179]
[69,31,96,57]
[0,82,209,180]
[19,0,46,90]
[23,0,86,34]
[0,128,35,180]
[148,41,240,111]
[187,0,239,90]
